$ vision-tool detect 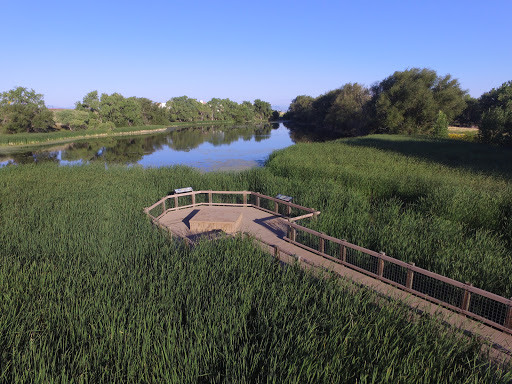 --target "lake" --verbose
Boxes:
[0,123,297,171]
